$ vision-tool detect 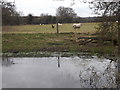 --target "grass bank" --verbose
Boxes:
[3,33,117,57]
[2,23,117,57]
